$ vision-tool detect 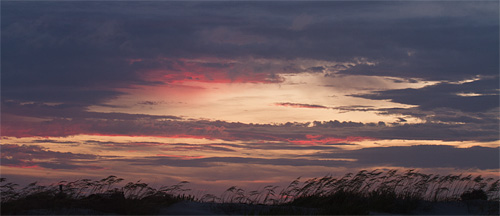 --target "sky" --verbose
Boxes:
[1,1,499,193]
